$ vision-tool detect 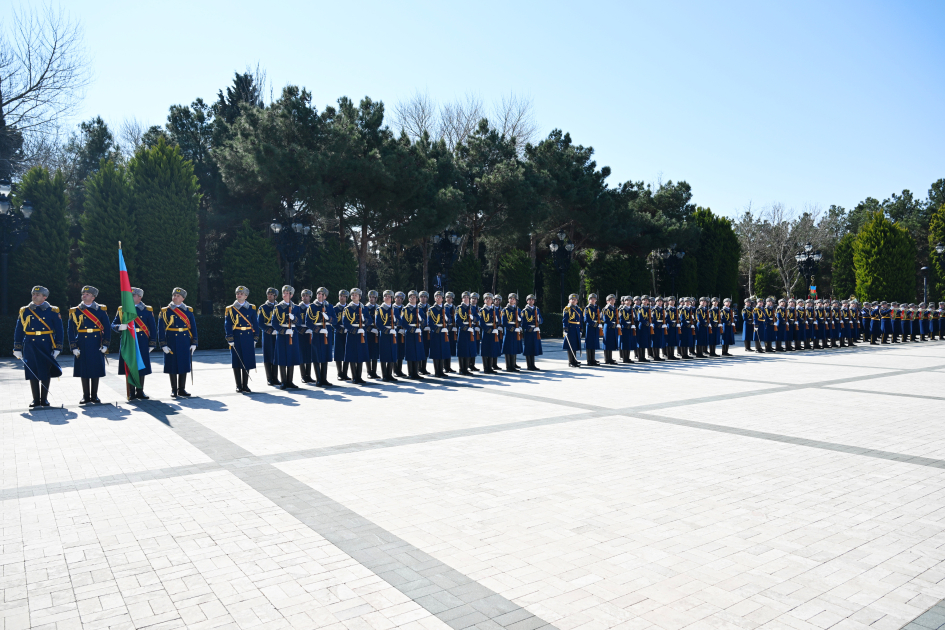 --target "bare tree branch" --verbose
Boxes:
[492,92,538,150]
[390,89,437,142]
[118,116,147,152]
[438,93,483,151]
